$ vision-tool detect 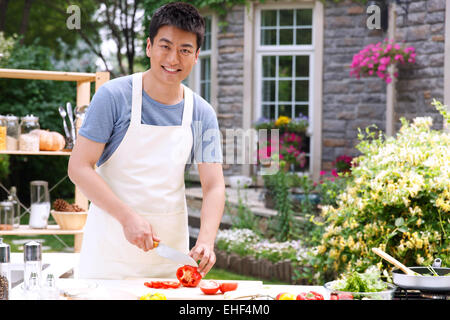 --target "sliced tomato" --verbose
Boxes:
[199,280,220,295]
[219,282,238,293]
